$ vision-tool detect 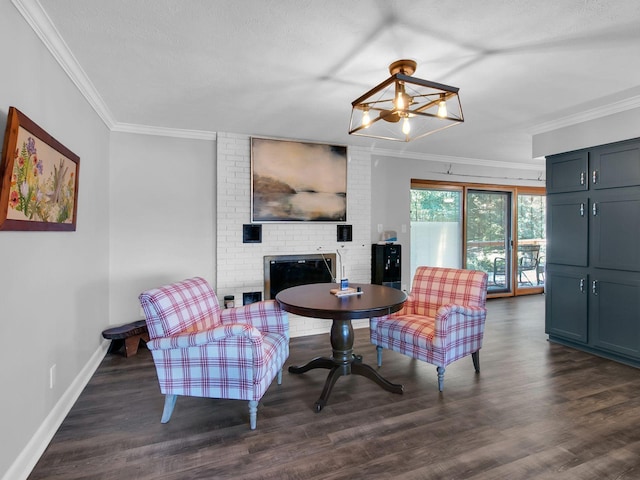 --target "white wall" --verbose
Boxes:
[216,134,372,336]
[108,132,216,324]
[0,3,110,478]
